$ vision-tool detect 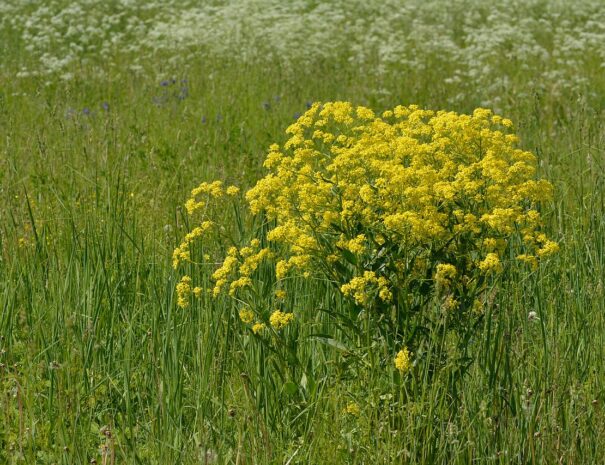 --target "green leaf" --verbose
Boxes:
[283,381,298,396]
[340,248,358,266]
[307,334,350,352]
